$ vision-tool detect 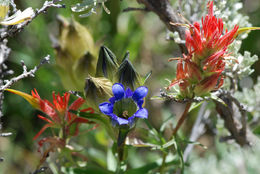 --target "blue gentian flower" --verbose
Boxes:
[99,83,148,126]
